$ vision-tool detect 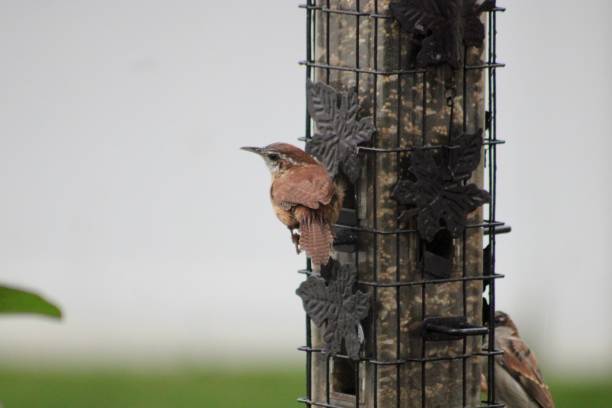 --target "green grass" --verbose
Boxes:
[549,379,612,408]
[0,367,303,408]
[0,367,608,407]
